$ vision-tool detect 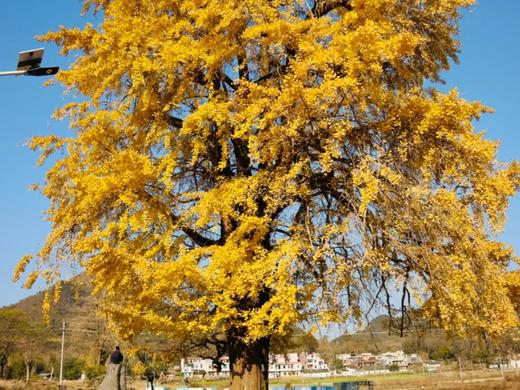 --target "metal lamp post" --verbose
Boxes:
[0,48,58,77]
